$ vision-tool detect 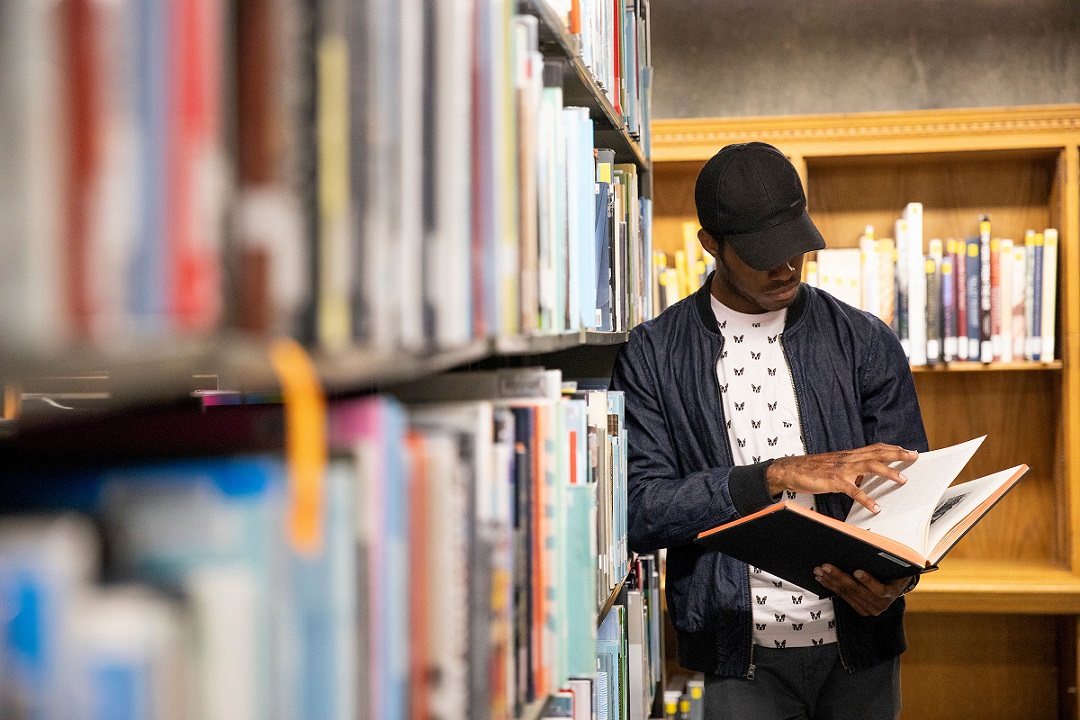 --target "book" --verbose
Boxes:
[953,238,968,360]
[695,437,1028,597]
[978,216,993,362]
[924,245,941,364]
[965,237,981,361]
[941,254,956,362]
[903,203,927,365]
[1011,243,1027,360]
[1029,231,1044,360]
[1041,228,1058,361]
[998,238,1014,363]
